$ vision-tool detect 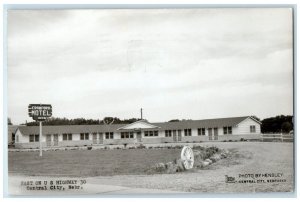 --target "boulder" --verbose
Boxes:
[210,153,221,162]
[154,163,166,172]
[202,161,210,167]
[165,162,177,174]
[205,158,213,164]
[174,159,185,172]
